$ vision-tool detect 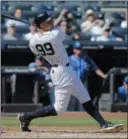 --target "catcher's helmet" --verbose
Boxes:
[34,12,53,28]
